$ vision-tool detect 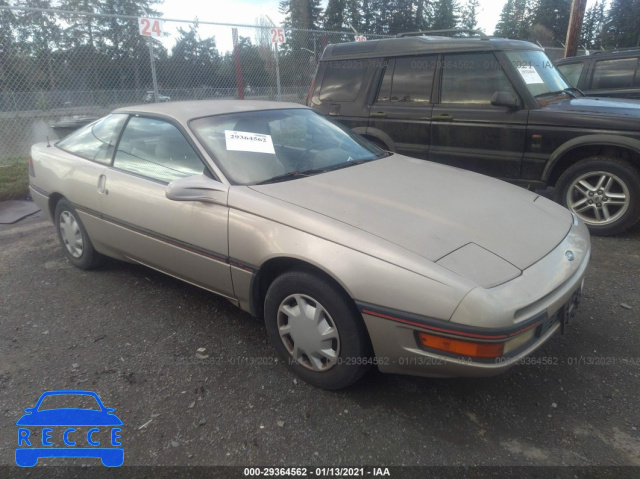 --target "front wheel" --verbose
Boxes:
[264,270,372,390]
[555,157,640,236]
